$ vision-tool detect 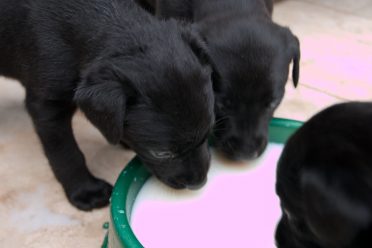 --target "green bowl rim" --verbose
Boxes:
[107,117,303,248]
